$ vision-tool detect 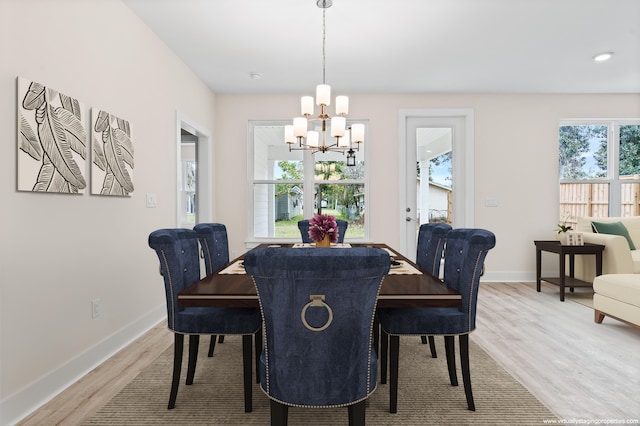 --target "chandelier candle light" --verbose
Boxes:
[284,0,364,167]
